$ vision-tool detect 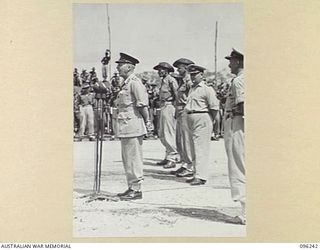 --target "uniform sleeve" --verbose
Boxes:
[132,79,149,107]
[207,87,220,110]
[170,77,179,91]
[185,77,192,94]
[169,77,179,100]
[232,76,244,105]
